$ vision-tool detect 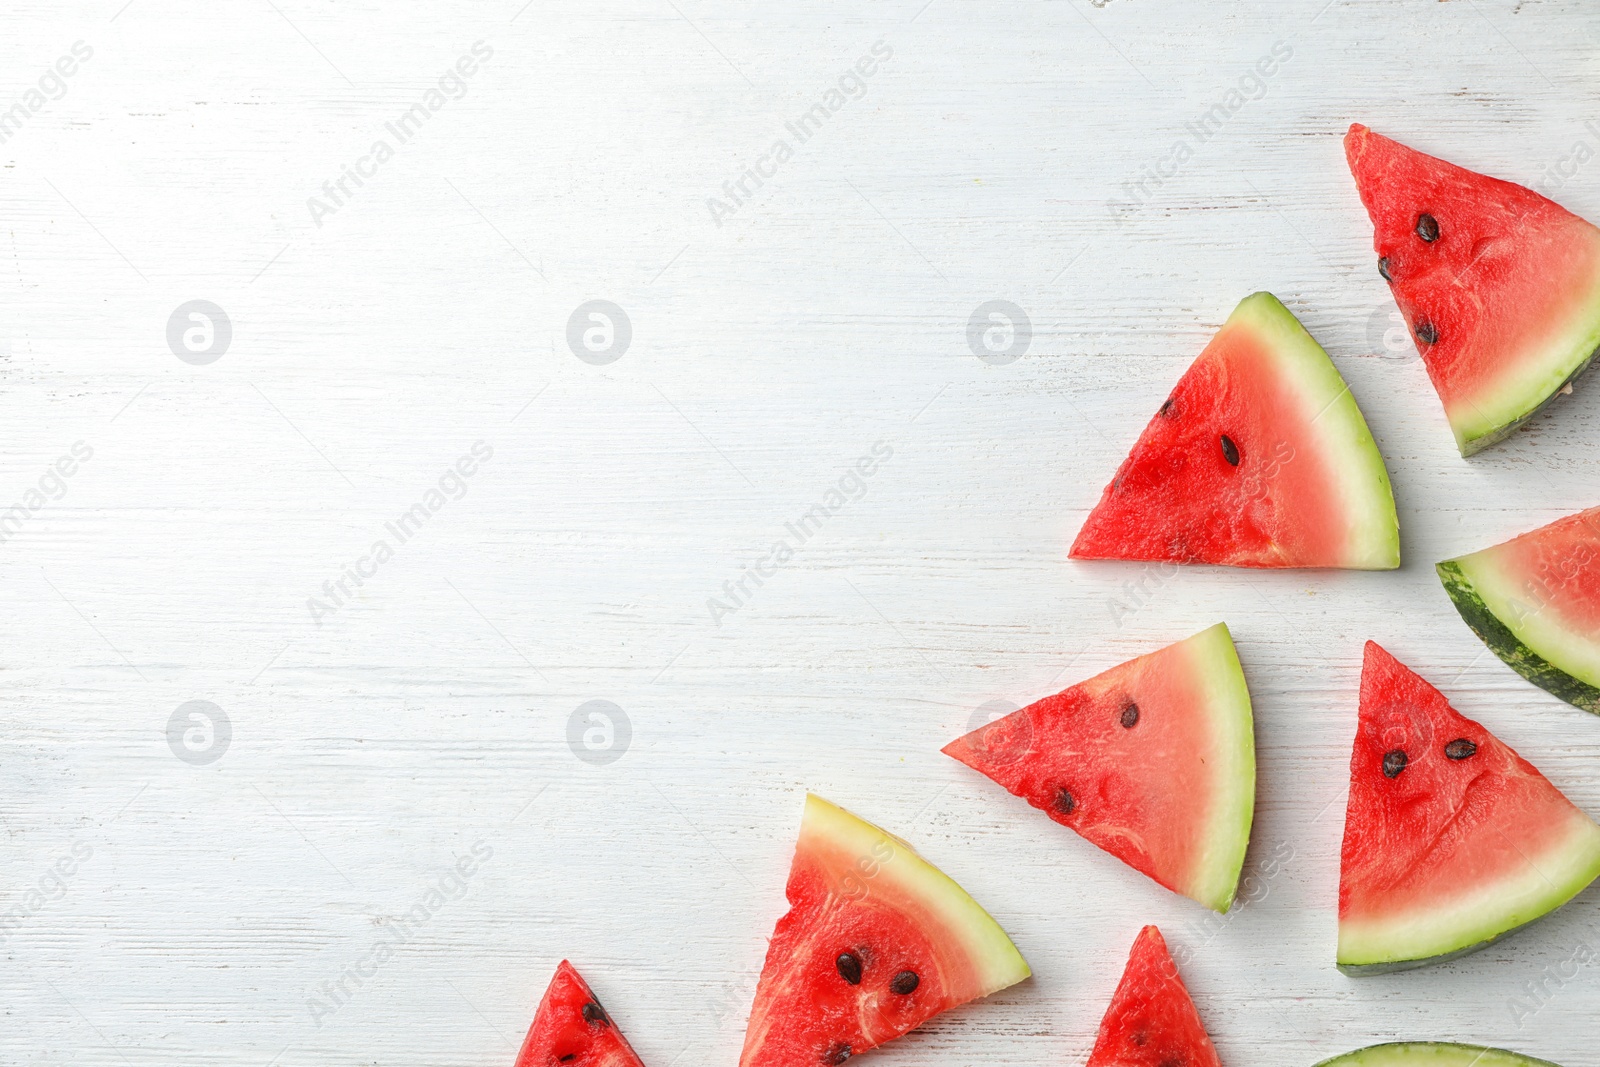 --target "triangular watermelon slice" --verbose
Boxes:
[1345,124,1600,455]
[1070,292,1399,569]
[944,624,1256,912]
[1338,642,1600,974]
[1086,926,1222,1067]
[738,794,1030,1067]
[513,960,646,1067]
[1437,505,1600,714]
